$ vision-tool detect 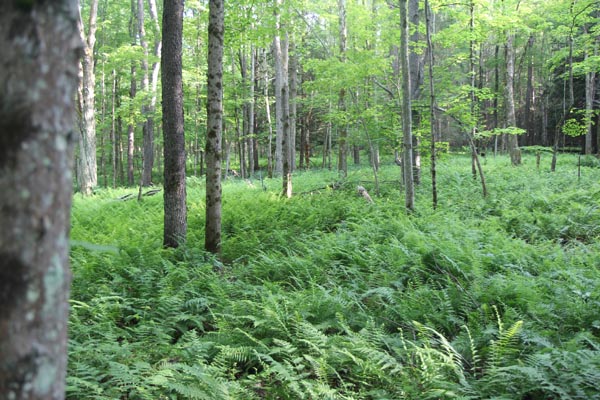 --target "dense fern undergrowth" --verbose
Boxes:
[69,154,600,399]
